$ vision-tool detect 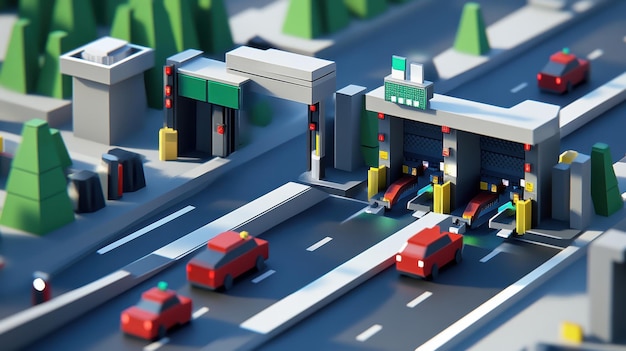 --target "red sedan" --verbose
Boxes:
[396,225,463,279]
[537,48,589,94]
[121,282,192,340]
[187,230,269,290]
